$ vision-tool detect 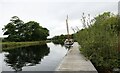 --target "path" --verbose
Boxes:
[56,42,98,73]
